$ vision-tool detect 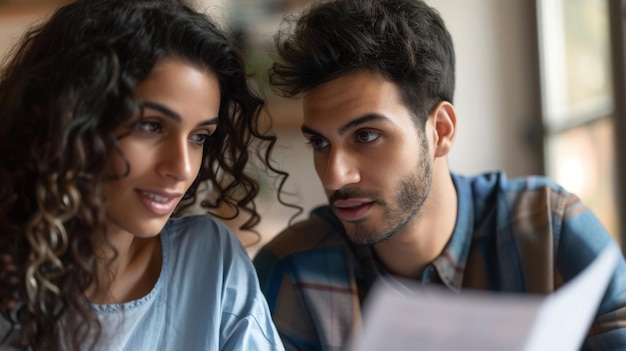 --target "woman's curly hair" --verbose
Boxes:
[0,0,290,349]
